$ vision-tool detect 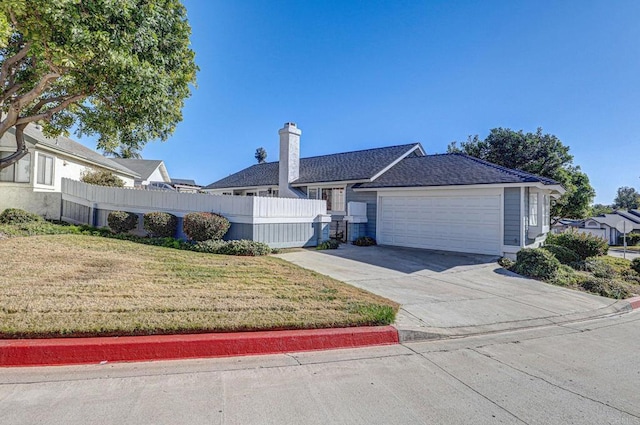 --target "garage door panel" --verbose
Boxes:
[379,194,501,255]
